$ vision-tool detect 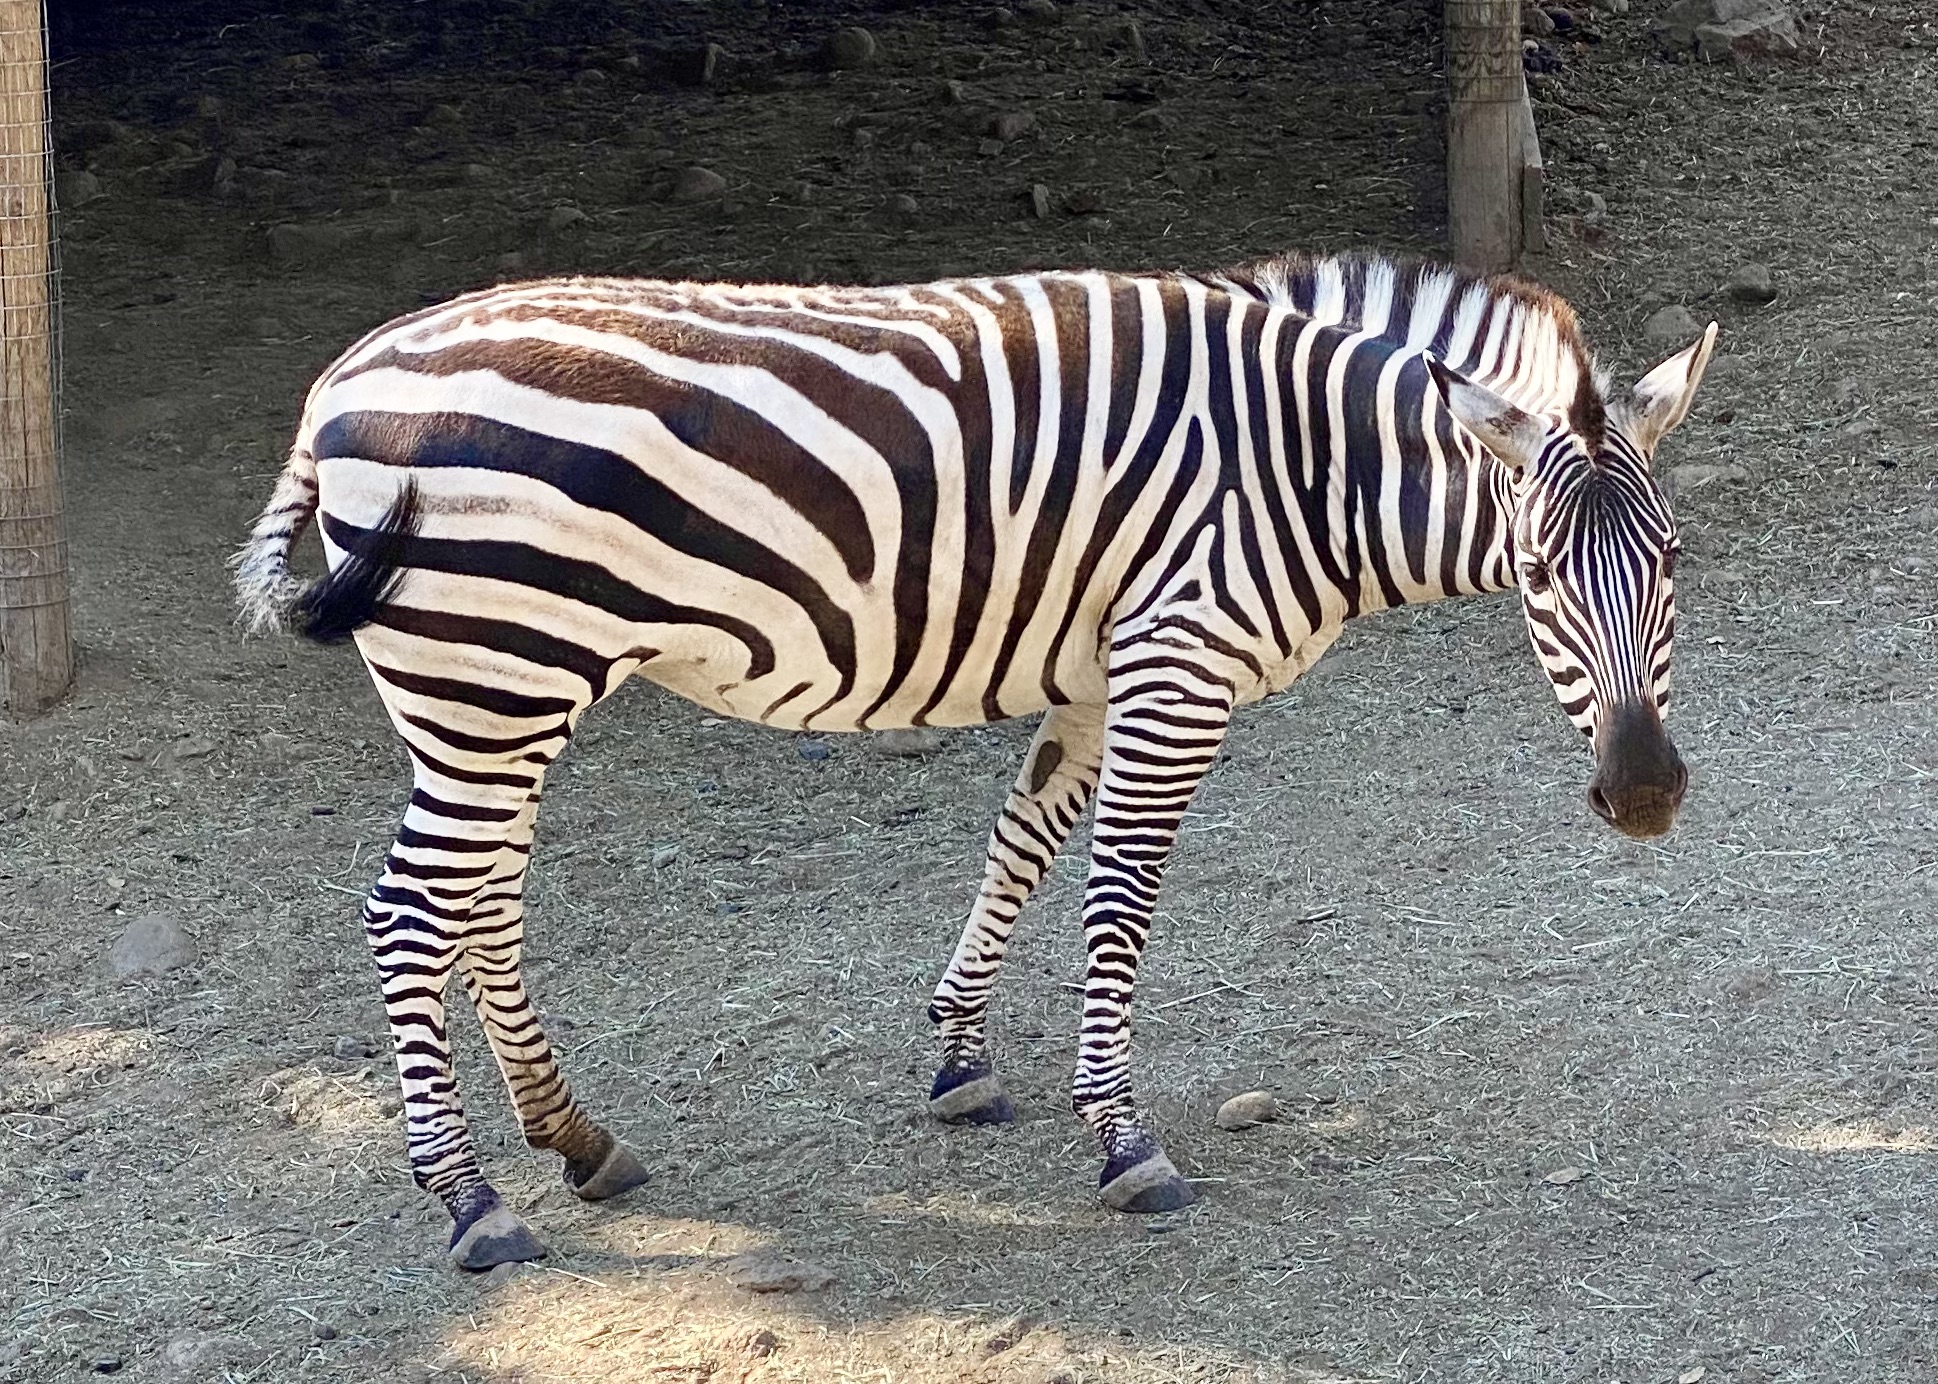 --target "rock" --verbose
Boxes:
[1065,187,1105,216]
[876,727,944,755]
[748,1328,782,1357]
[1667,462,1750,493]
[1215,1090,1278,1131]
[311,1323,339,1341]
[1018,0,1061,24]
[1523,5,1557,37]
[1580,189,1608,224]
[543,205,587,233]
[652,845,681,870]
[1119,18,1149,60]
[797,740,831,762]
[460,163,493,184]
[91,1357,122,1375]
[1652,0,1799,60]
[695,43,726,85]
[109,913,192,978]
[266,221,353,267]
[1028,183,1052,219]
[1543,1165,1588,1185]
[1726,262,1777,304]
[332,1035,374,1060]
[485,1260,531,1288]
[823,27,880,70]
[669,166,727,203]
[157,1336,239,1375]
[989,110,1035,141]
[421,102,466,132]
[1641,304,1702,350]
[724,1252,836,1293]
[56,169,102,207]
